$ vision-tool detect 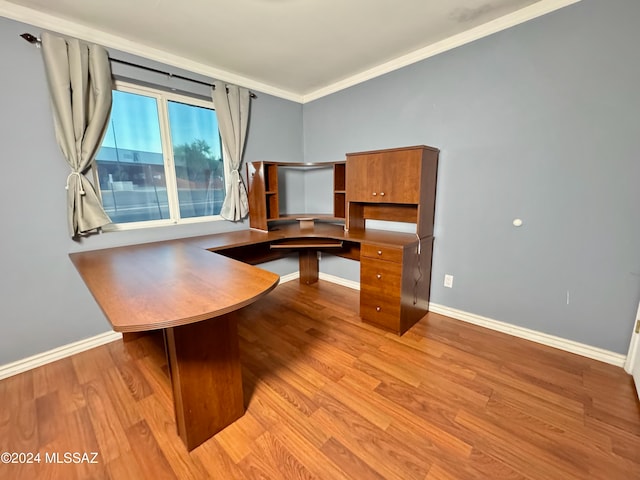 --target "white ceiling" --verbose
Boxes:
[1,0,579,102]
